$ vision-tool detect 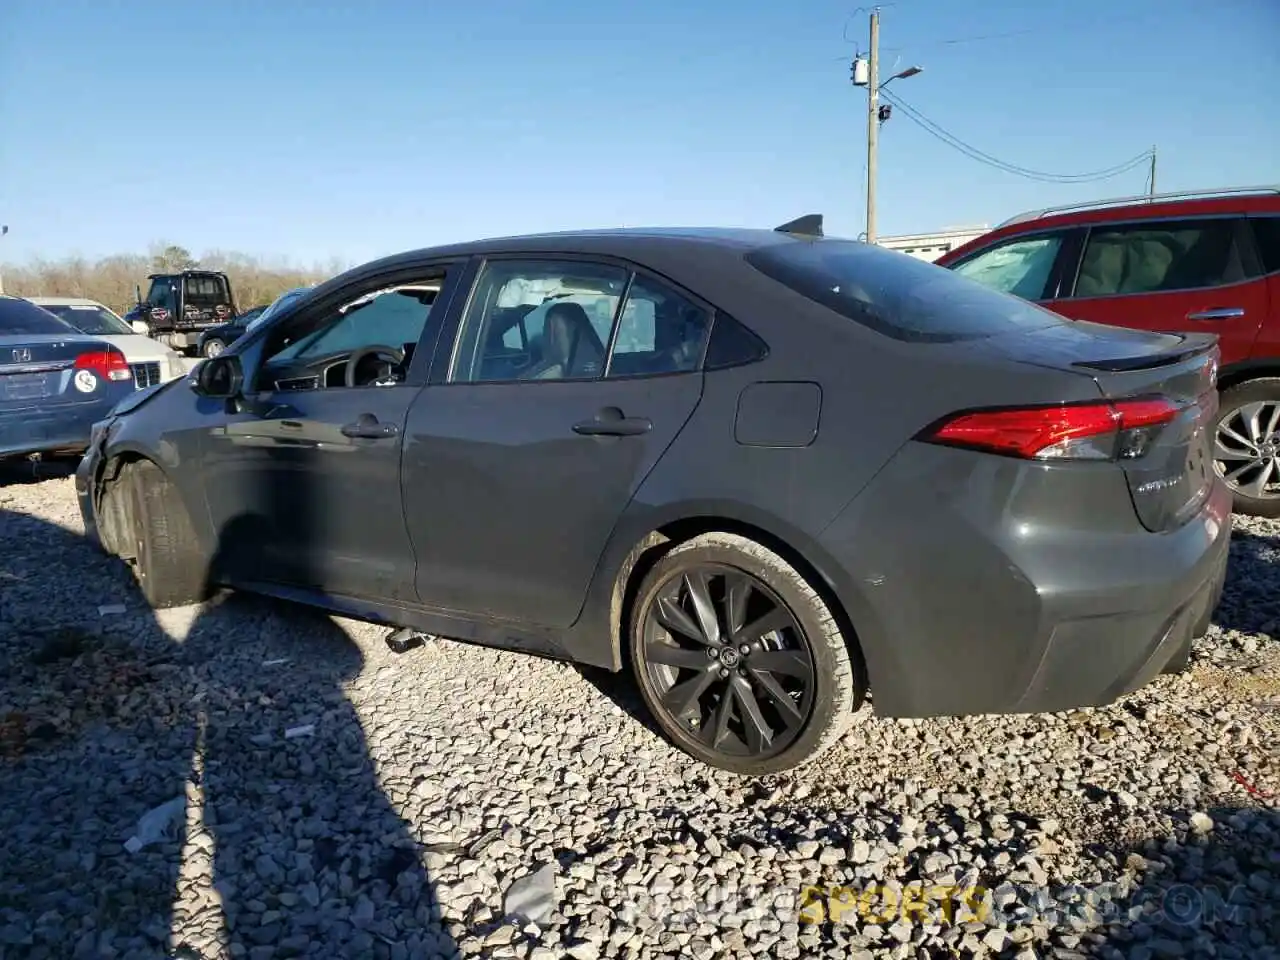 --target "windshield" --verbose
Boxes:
[38,303,133,336]
[746,239,1063,343]
[0,298,79,336]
